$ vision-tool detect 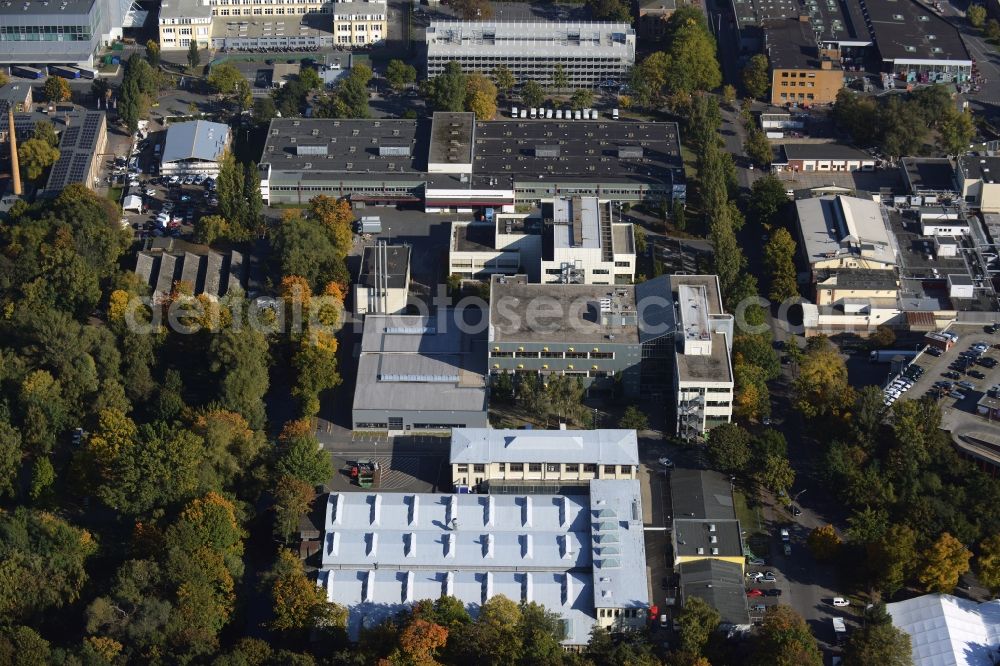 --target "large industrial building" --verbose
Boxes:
[42,110,107,195]
[317,478,650,645]
[259,112,684,210]
[794,195,898,279]
[0,0,134,66]
[447,198,635,284]
[160,120,231,177]
[351,312,489,432]
[425,21,635,90]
